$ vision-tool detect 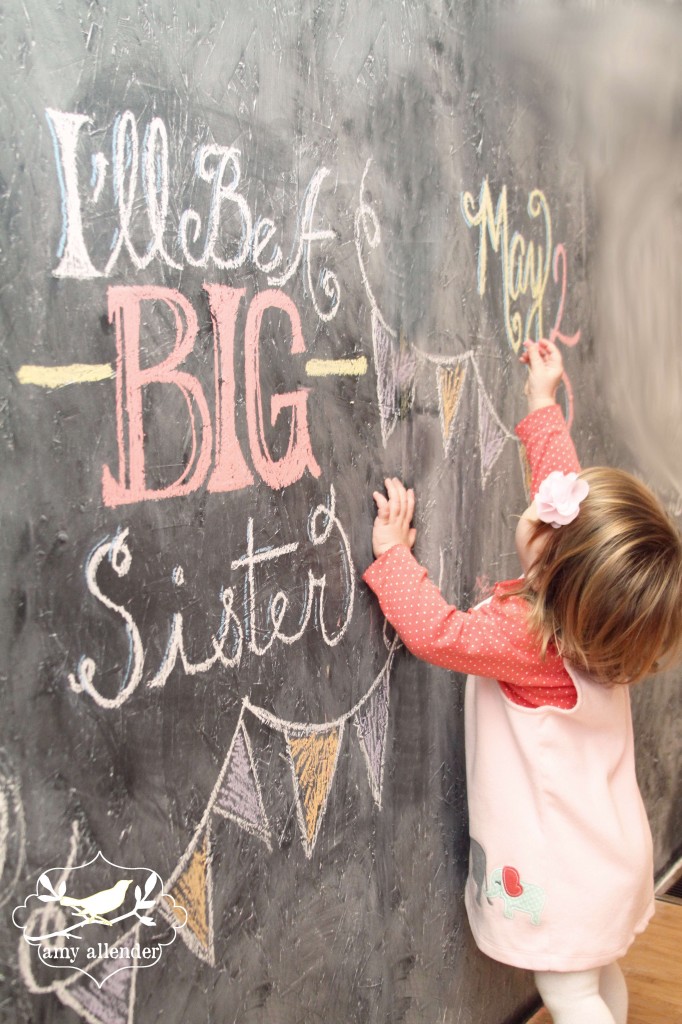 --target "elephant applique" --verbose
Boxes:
[486,866,545,925]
